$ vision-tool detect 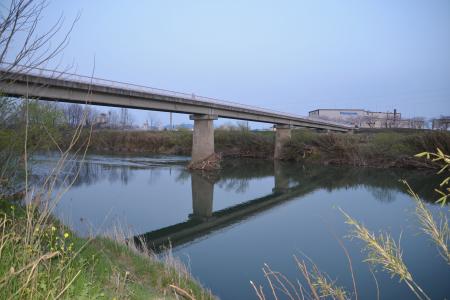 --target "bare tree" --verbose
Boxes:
[119,108,135,129]
[84,106,100,127]
[120,108,128,129]
[0,0,79,78]
[63,103,84,127]
[237,120,250,131]
[107,109,120,129]
[147,112,160,129]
